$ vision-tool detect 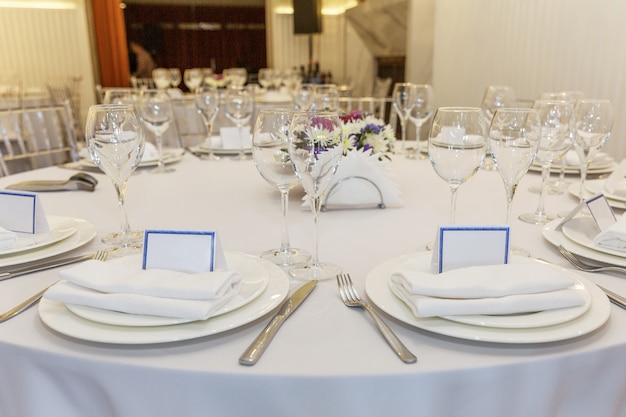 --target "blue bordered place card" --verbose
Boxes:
[556,194,617,232]
[0,190,49,234]
[142,229,227,273]
[432,225,510,273]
